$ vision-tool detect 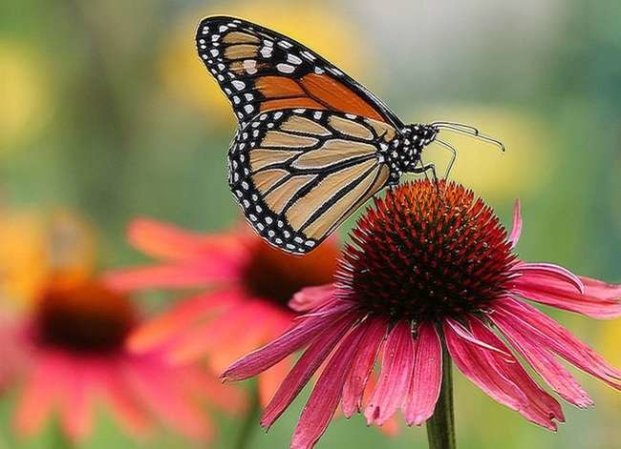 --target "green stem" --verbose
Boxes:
[51,421,75,449]
[233,385,261,449]
[426,342,456,449]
